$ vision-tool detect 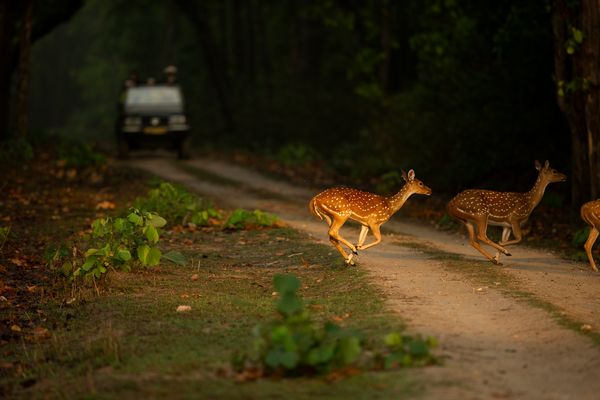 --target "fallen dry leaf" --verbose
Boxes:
[581,324,592,331]
[190,274,199,281]
[33,326,51,340]
[176,305,192,313]
[95,201,116,210]
[10,324,21,332]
